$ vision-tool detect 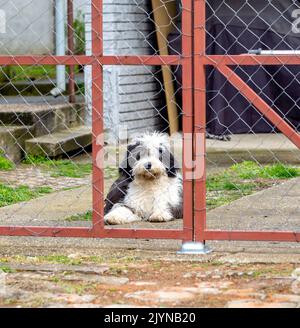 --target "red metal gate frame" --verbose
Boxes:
[0,0,194,242]
[194,0,300,243]
[1,0,298,244]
